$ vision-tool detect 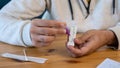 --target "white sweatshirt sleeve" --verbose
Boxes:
[0,0,46,46]
[109,23,120,50]
[107,0,120,50]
